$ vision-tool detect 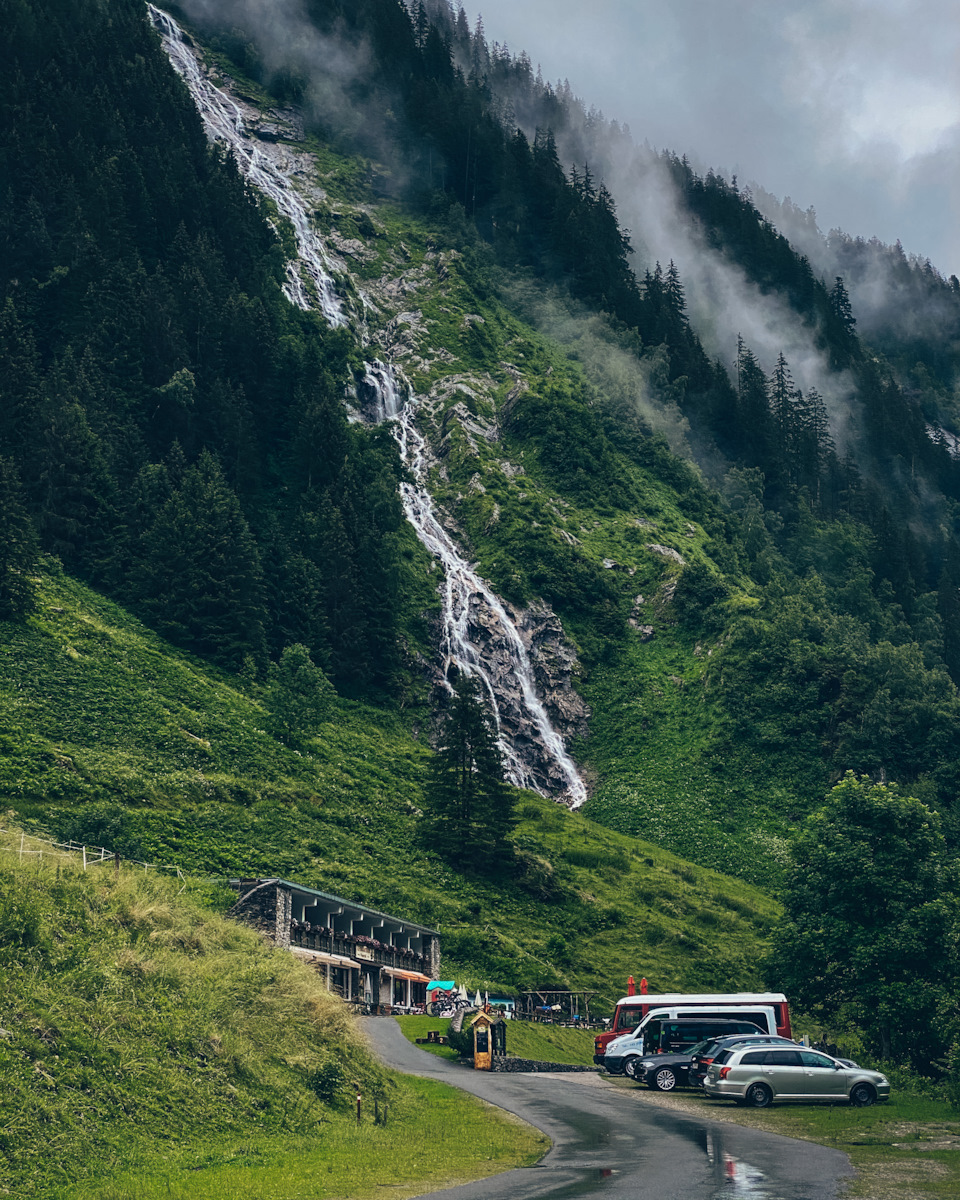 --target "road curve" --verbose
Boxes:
[359,1018,853,1200]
